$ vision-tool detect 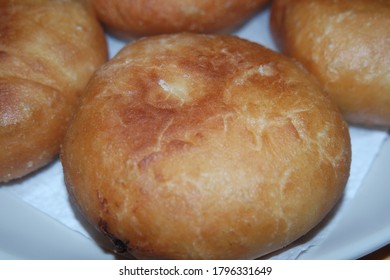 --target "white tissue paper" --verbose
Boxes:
[2,8,389,259]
